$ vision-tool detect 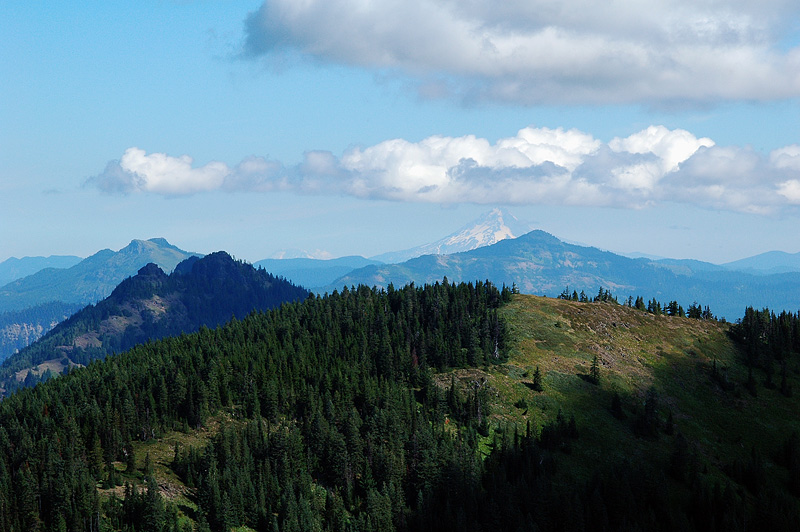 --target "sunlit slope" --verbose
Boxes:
[444,294,799,485]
